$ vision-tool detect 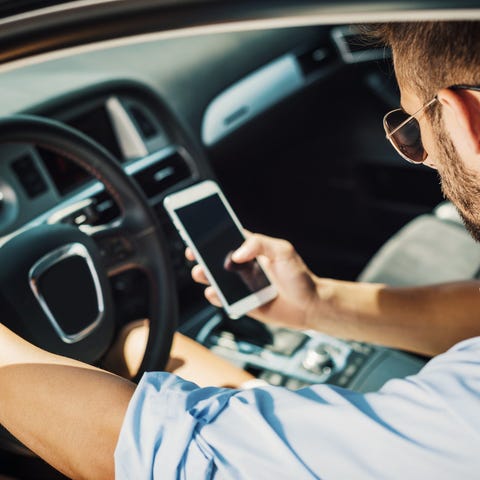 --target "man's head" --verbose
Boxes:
[373,22,480,240]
